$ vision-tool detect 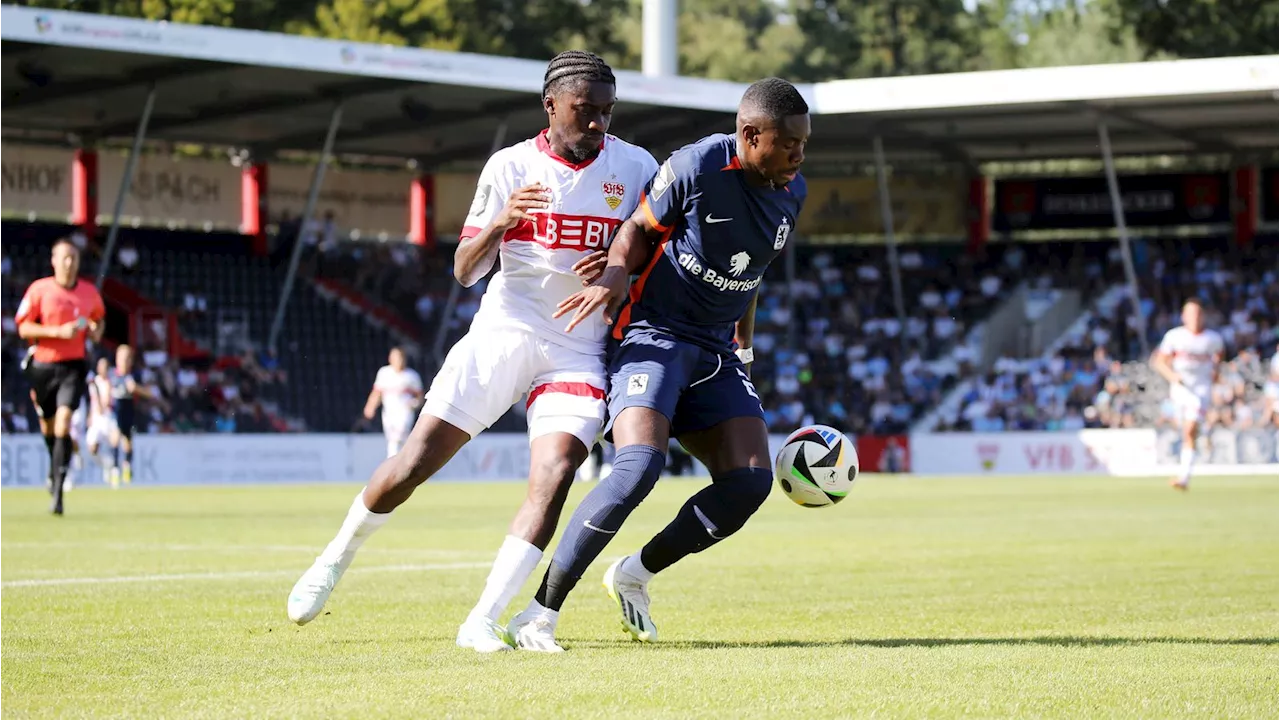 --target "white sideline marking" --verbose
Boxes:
[1,561,491,588]
[1,542,480,557]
